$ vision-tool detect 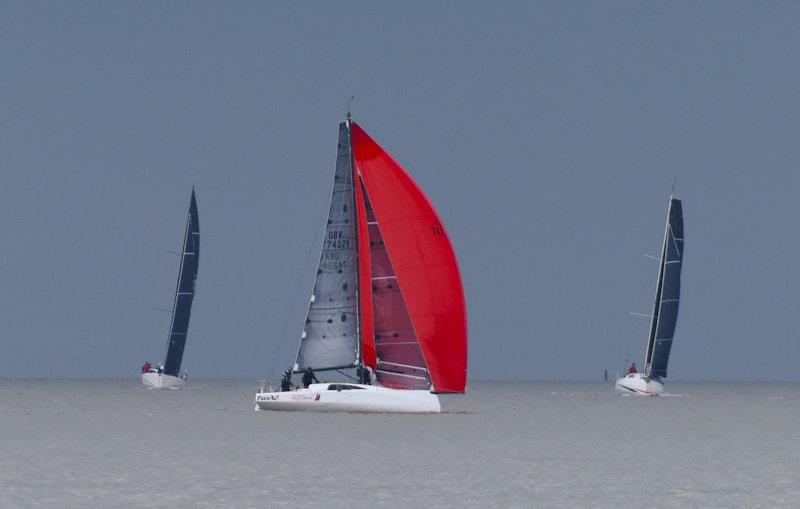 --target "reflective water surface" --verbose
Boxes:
[1,380,798,508]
